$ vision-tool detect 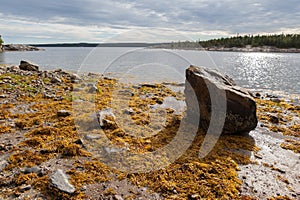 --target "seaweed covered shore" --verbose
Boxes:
[0,64,299,199]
